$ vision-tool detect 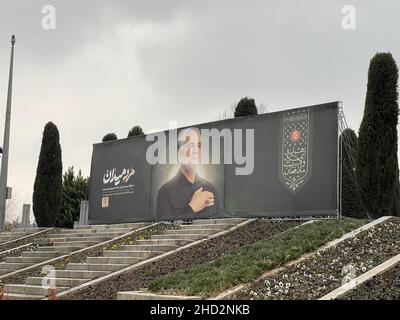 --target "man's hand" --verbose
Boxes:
[189,187,215,213]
